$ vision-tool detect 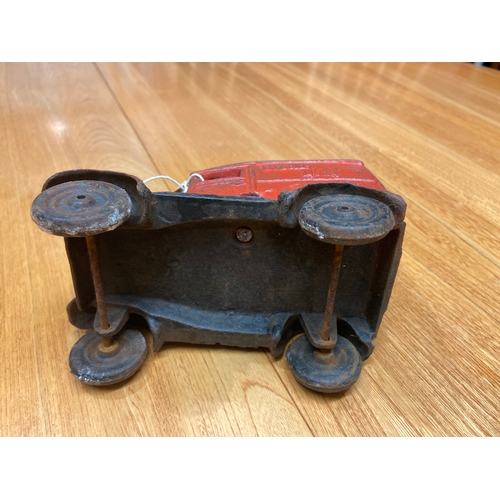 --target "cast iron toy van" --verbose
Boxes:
[31,160,406,392]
